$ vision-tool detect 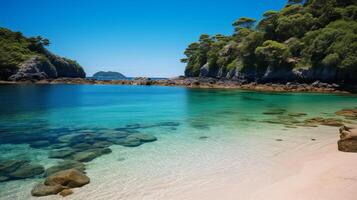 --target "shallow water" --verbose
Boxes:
[0,85,356,199]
